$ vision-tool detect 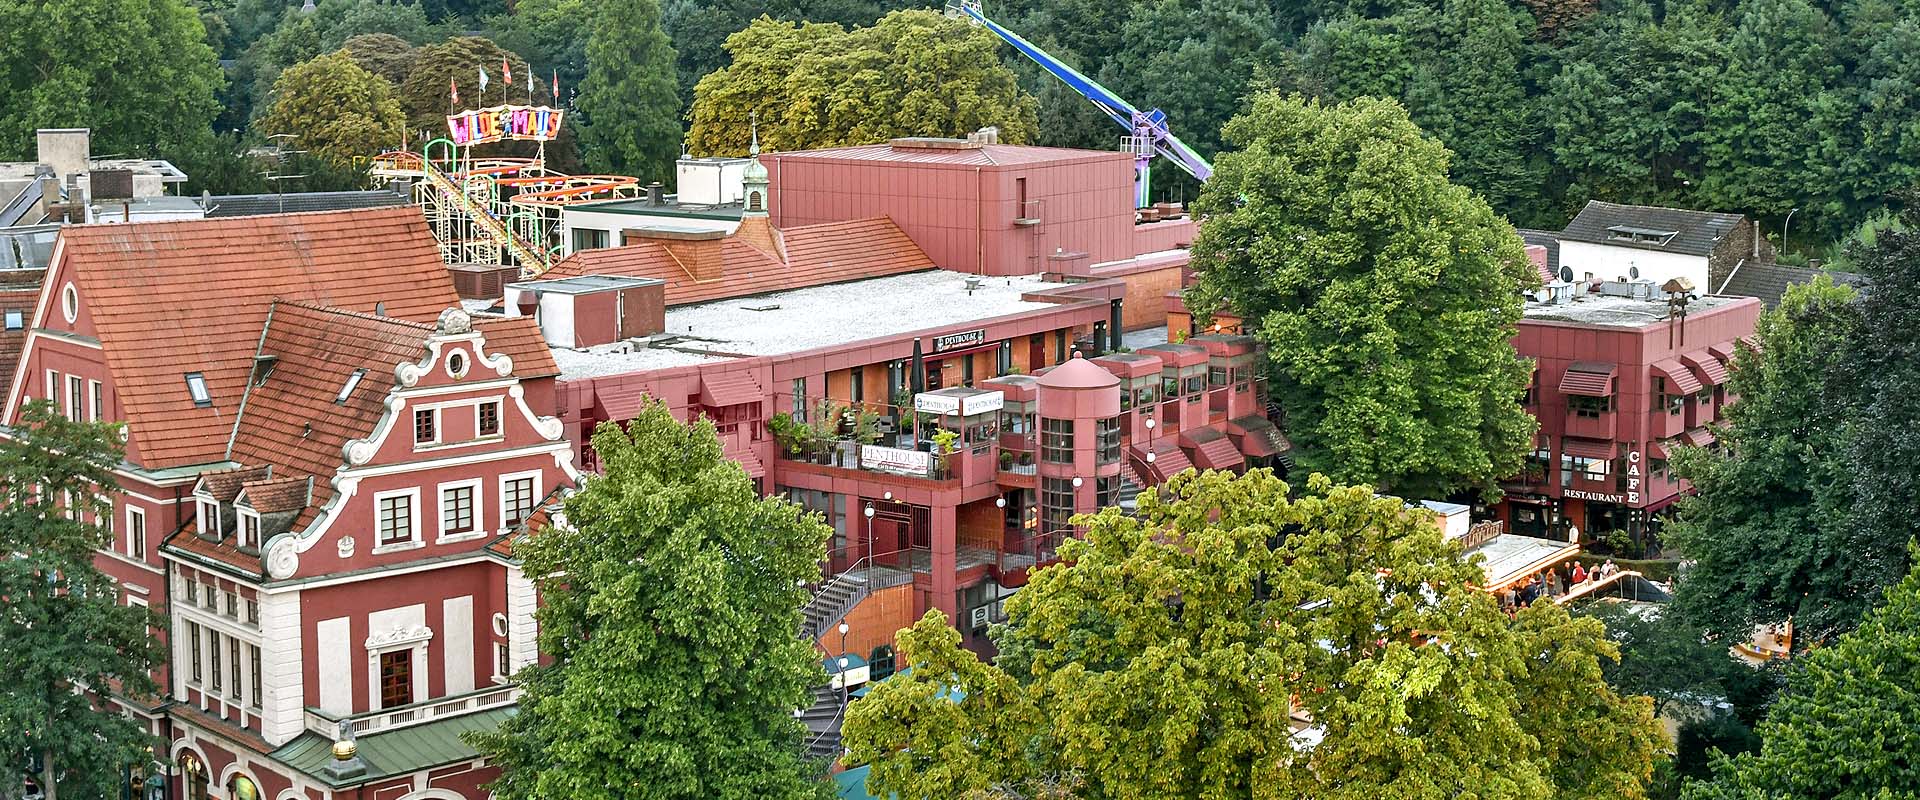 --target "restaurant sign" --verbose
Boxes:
[914,390,1004,417]
[930,329,987,353]
[860,444,930,477]
[1565,451,1642,505]
[447,104,564,146]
